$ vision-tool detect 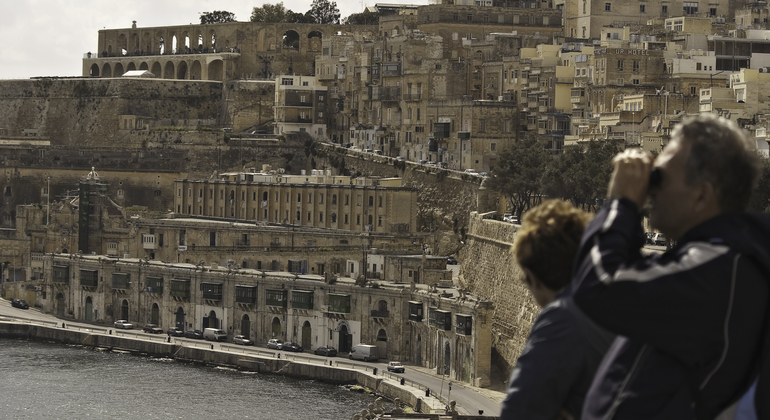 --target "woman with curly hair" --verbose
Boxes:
[499,200,615,420]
